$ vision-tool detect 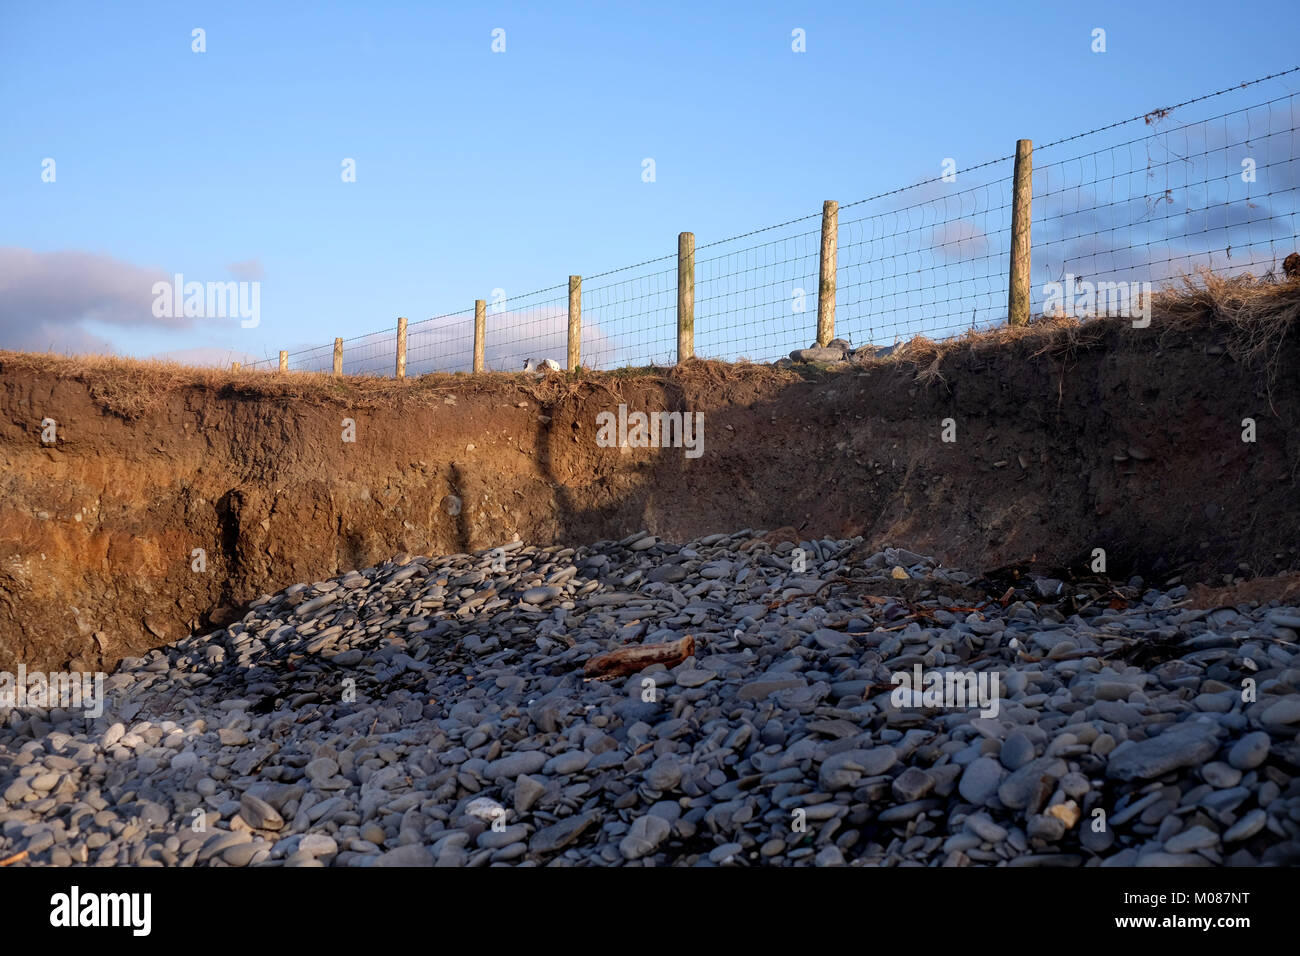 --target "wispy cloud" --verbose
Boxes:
[226,258,265,281]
